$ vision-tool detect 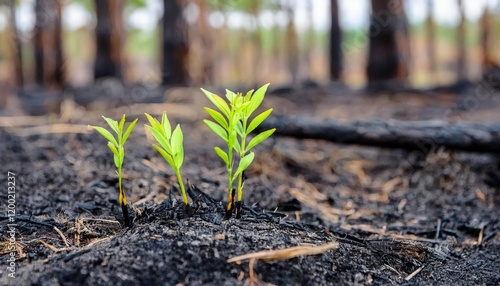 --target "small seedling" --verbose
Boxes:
[89,114,138,227]
[201,83,275,218]
[145,112,189,207]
